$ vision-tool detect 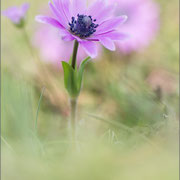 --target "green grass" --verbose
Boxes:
[1,0,179,179]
